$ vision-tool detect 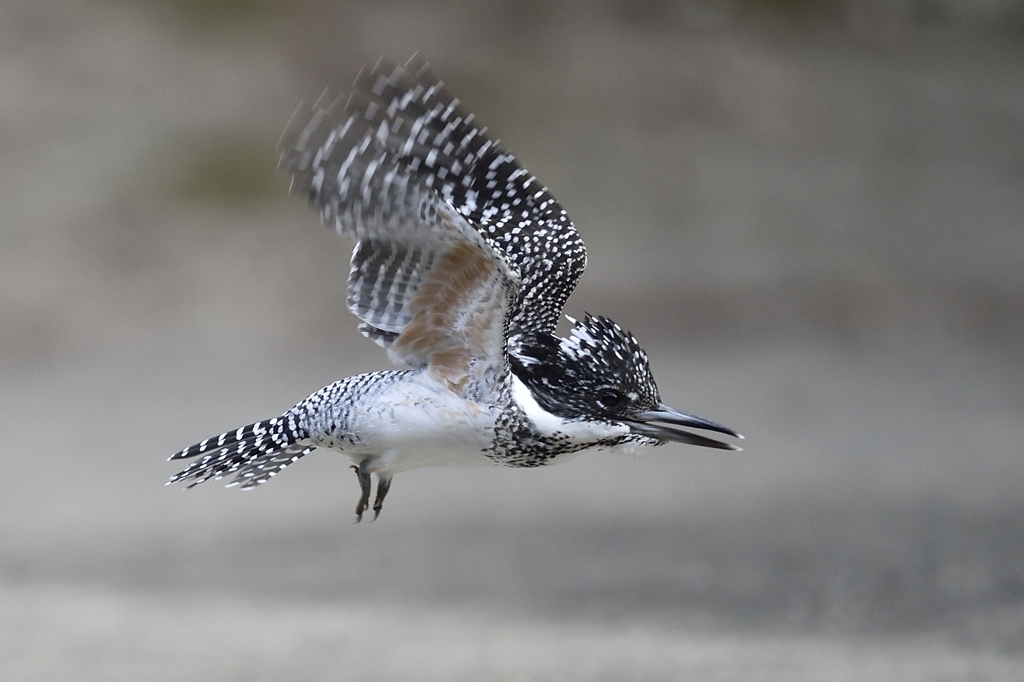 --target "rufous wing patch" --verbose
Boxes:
[392,238,508,396]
